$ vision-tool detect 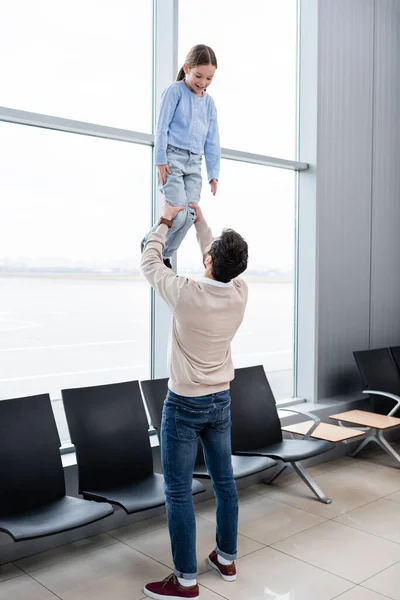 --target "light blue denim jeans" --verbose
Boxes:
[161,389,238,579]
[143,145,203,259]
